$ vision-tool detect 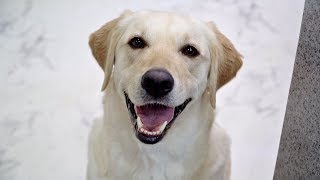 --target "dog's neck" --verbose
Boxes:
[99,82,215,179]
